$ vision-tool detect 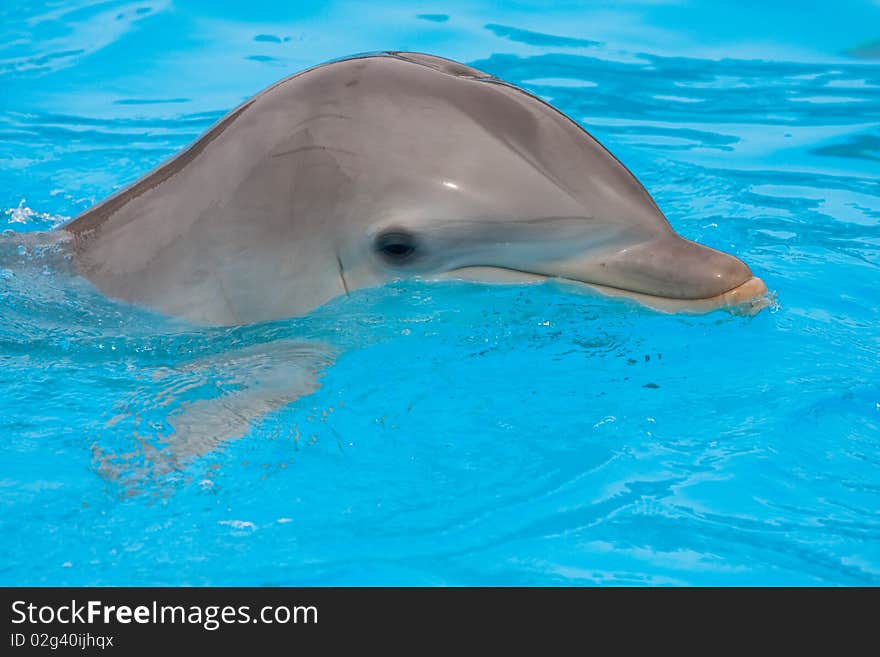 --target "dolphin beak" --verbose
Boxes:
[553,235,769,315]
[434,234,769,315]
